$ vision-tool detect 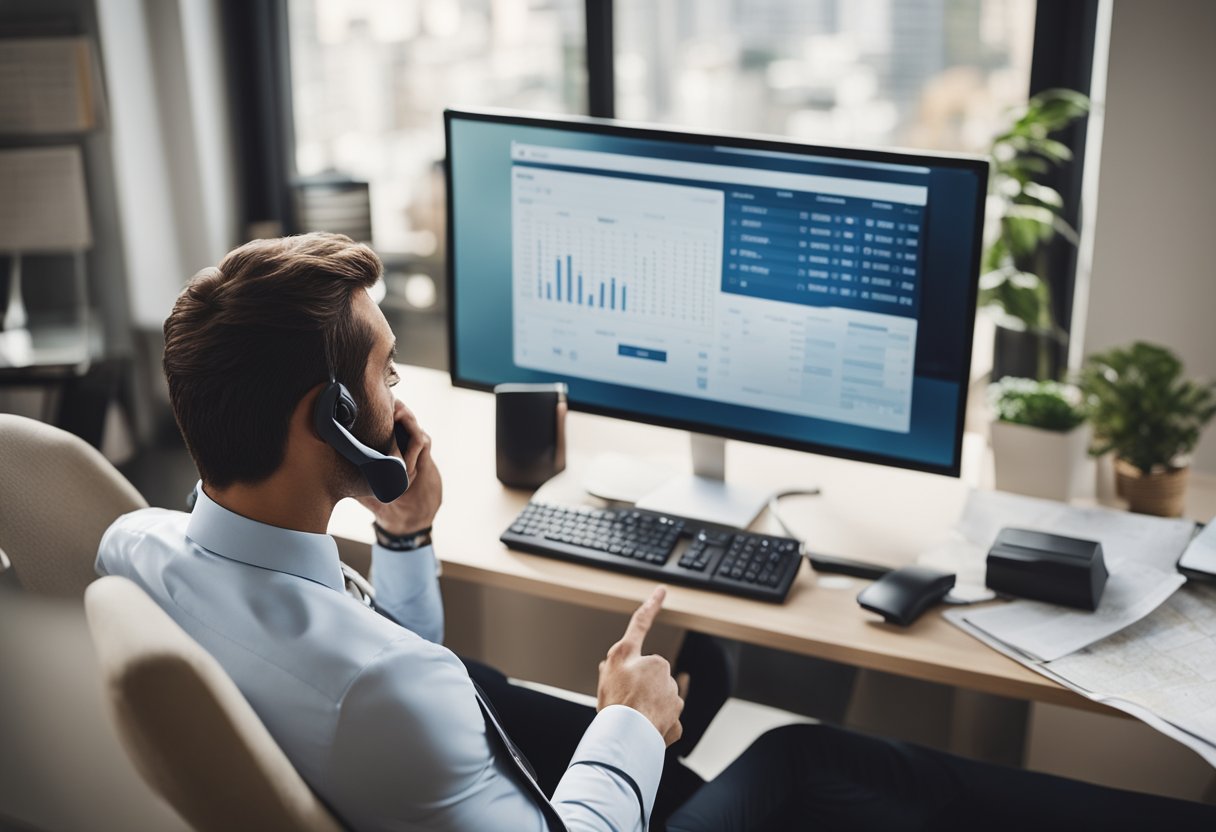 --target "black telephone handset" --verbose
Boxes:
[382,421,412,497]
[394,422,412,468]
[314,380,411,502]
